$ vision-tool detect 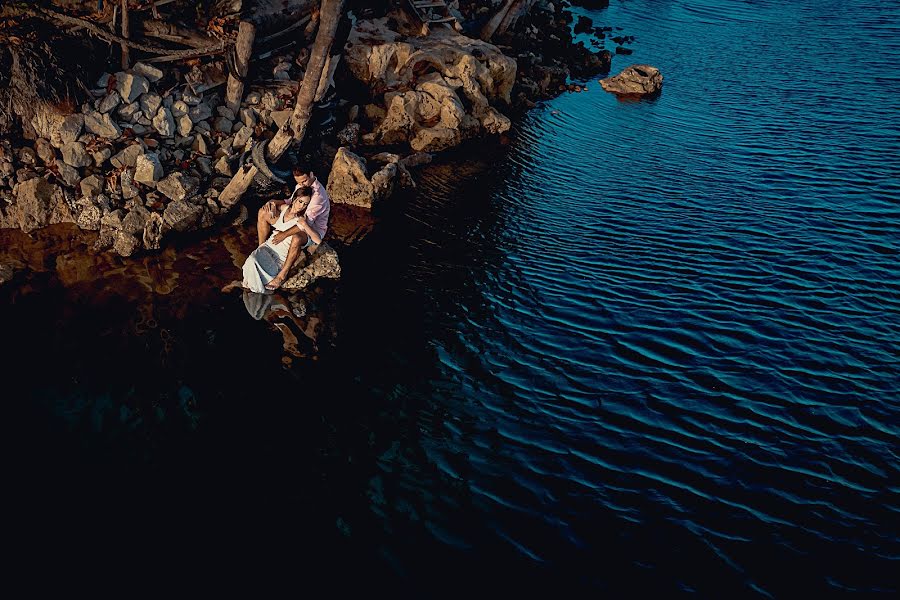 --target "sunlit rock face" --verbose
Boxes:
[600,65,663,97]
[344,16,516,152]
